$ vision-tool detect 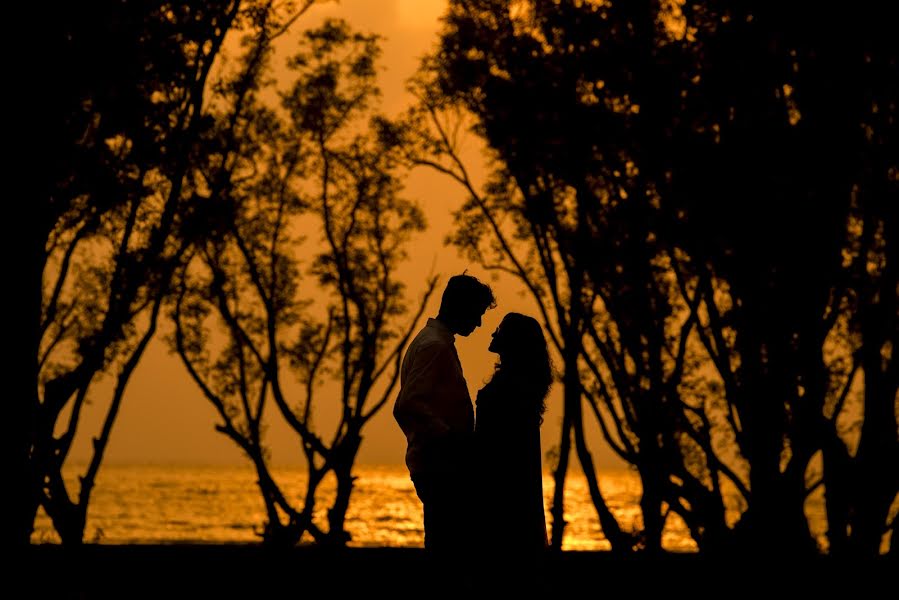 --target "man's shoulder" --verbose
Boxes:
[407,329,453,359]
[409,336,451,354]
[410,324,451,347]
